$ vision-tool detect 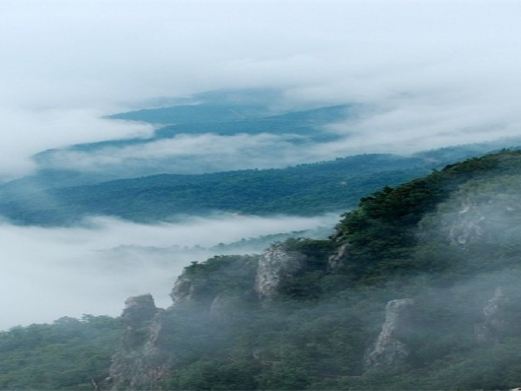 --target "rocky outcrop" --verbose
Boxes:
[448,198,486,247]
[475,287,509,343]
[254,244,306,300]
[107,246,309,388]
[328,241,349,270]
[425,192,520,249]
[170,274,197,305]
[209,294,243,319]
[120,295,158,330]
[108,294,169,390]
[171,255,259,307]
[365,298,415,370]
